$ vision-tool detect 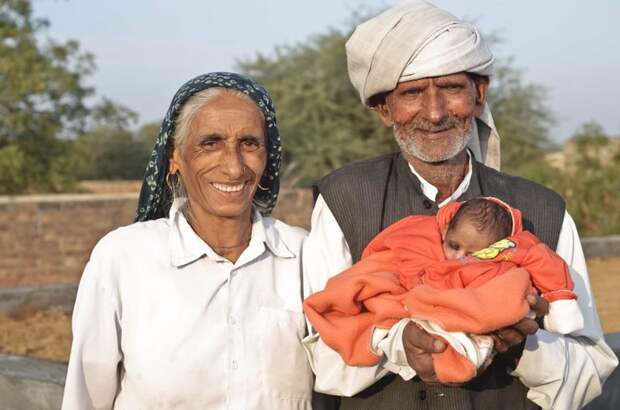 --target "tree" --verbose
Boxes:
[559,122,620,236]
[485,55,558,183]
[239,28,396,187]
[0,0,134,192]
[69,120,159,181]
[239,20,557,187]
